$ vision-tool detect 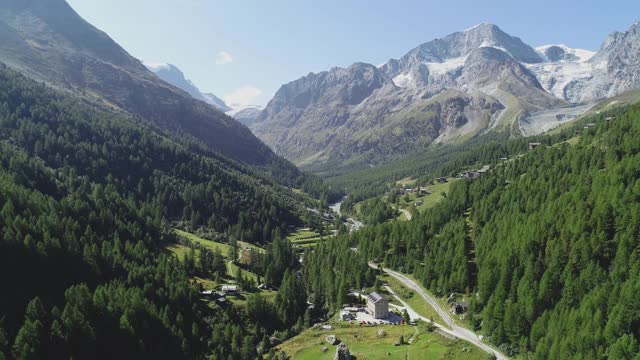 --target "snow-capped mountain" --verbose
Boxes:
[254,21,640,170]
[524,45,597,100]
[380,23,543,91]
[226,105,263,127]
[202,93,232,113]
[145,62,232,112]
